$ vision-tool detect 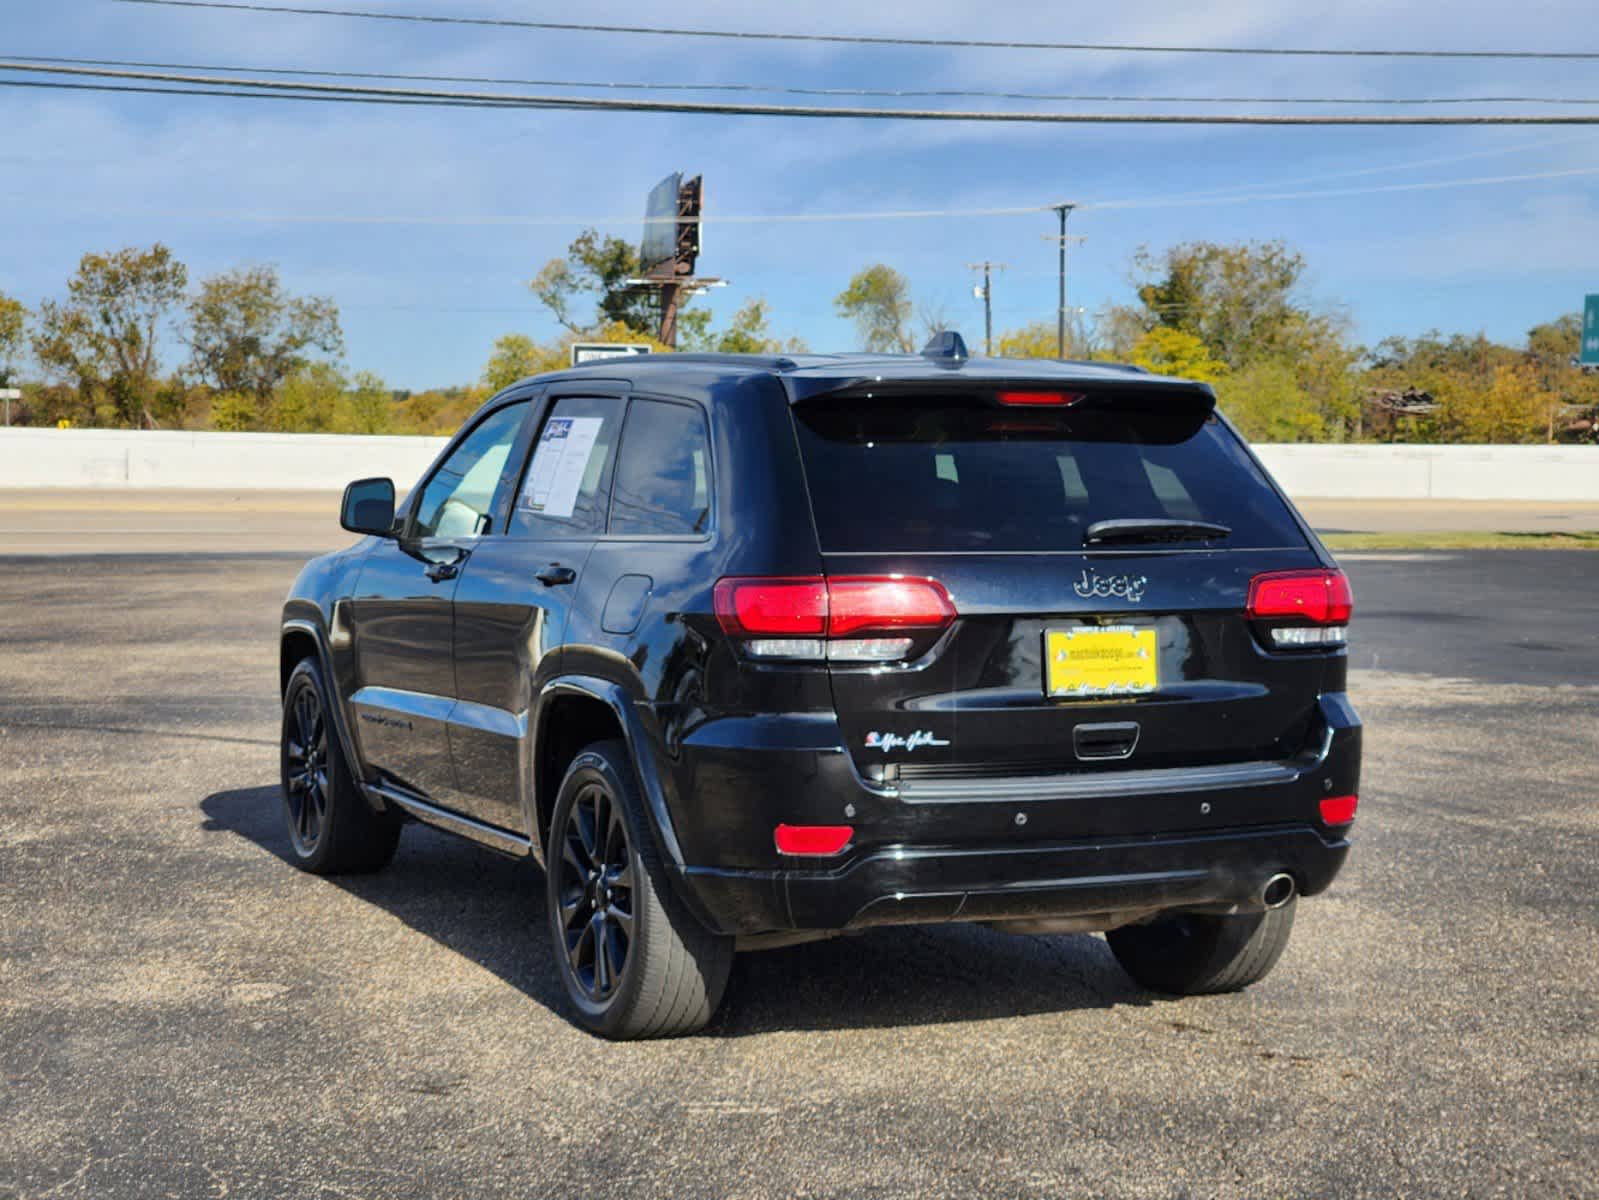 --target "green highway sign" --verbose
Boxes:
[1584,294,1599,366]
